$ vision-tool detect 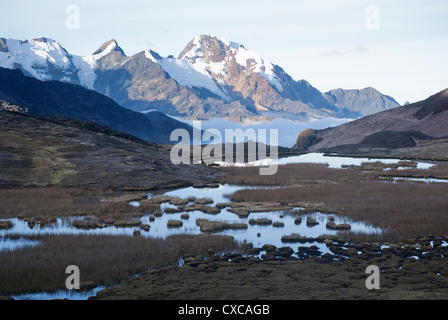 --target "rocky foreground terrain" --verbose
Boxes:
[0,110,219,189]
[91,235,448,300]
